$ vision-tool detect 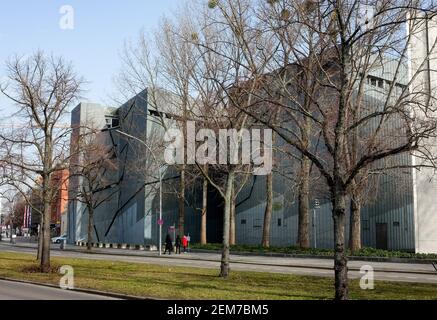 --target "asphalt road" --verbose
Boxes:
[0,279,118,300]
[1,241,437,285]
